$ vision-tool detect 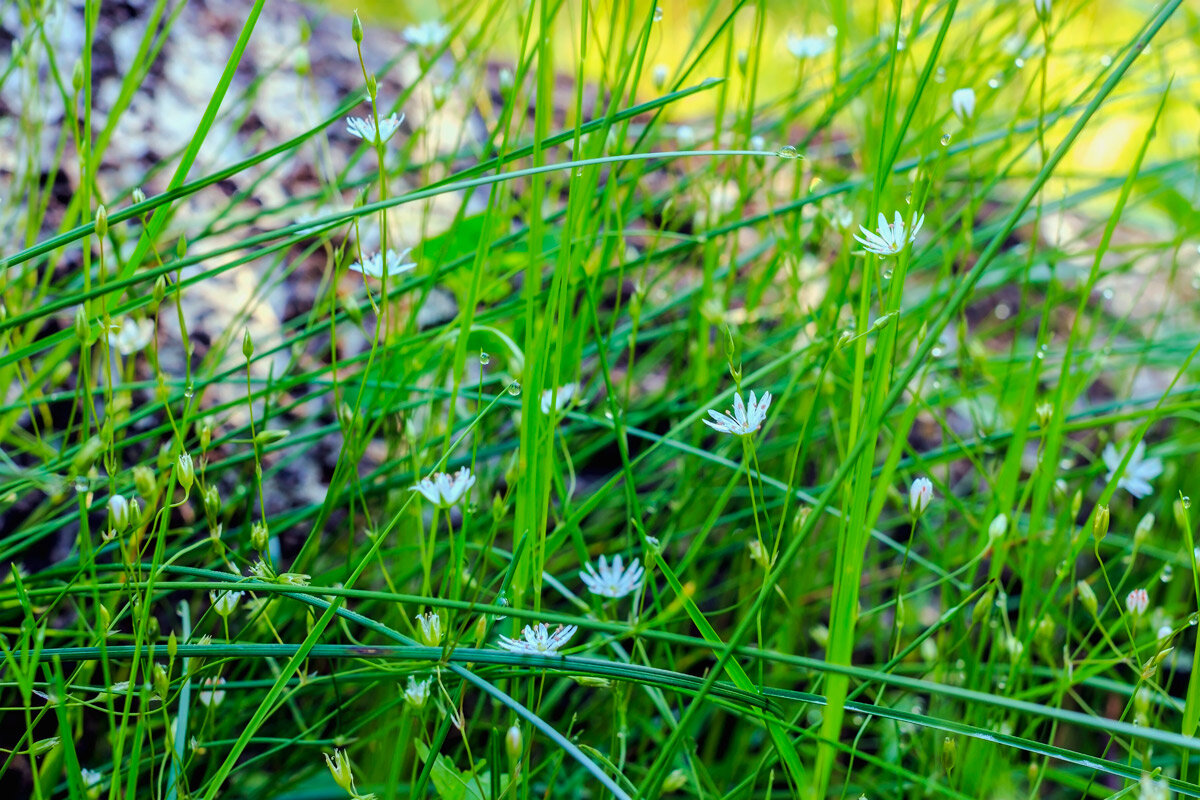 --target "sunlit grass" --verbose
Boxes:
[2,0,1199,798]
